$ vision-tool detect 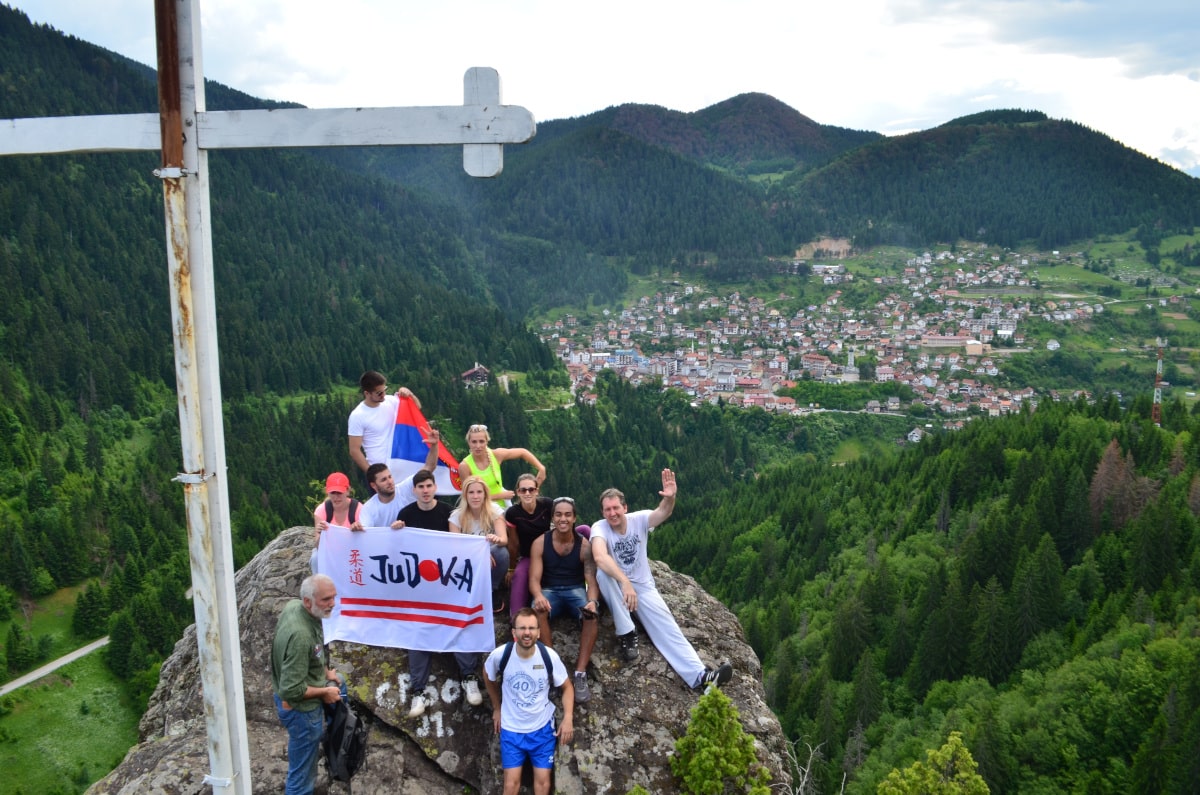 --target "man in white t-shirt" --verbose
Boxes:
[347,370,420,492]
[358,431,440,529]
[483,608,574,795]
[590,468,733,691]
